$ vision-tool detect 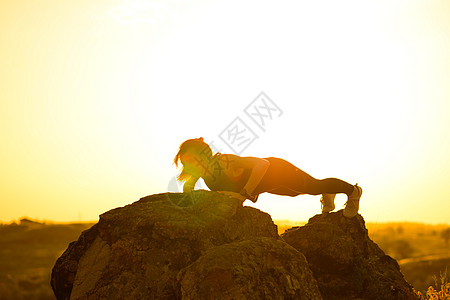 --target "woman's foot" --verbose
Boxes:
[343,184,362,218]
[320,193,336,213]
